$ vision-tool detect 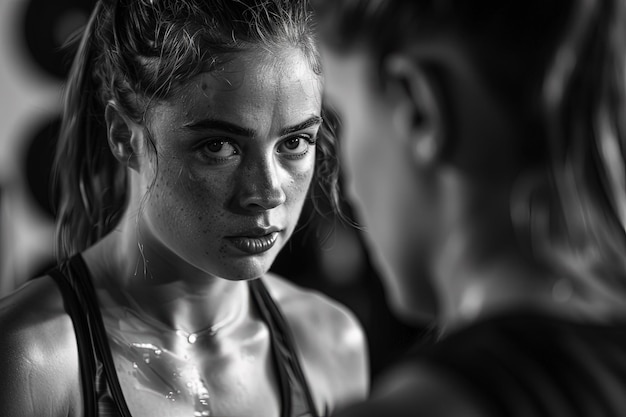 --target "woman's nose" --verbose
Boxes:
[235,158,287,212]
